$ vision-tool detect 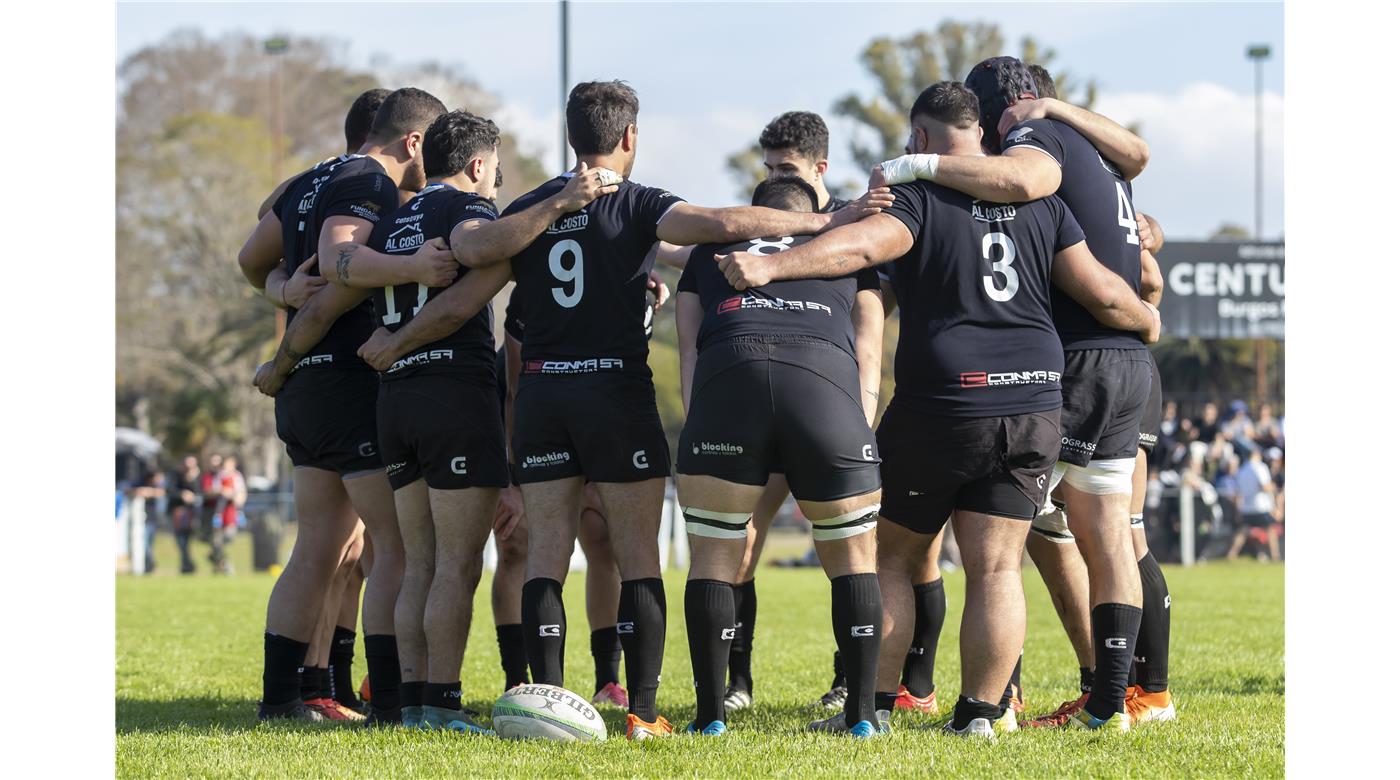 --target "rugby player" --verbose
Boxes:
[507,80,890,741]
[676,177,885,737]
[242,87,454,722]
[717,80,1158,737]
